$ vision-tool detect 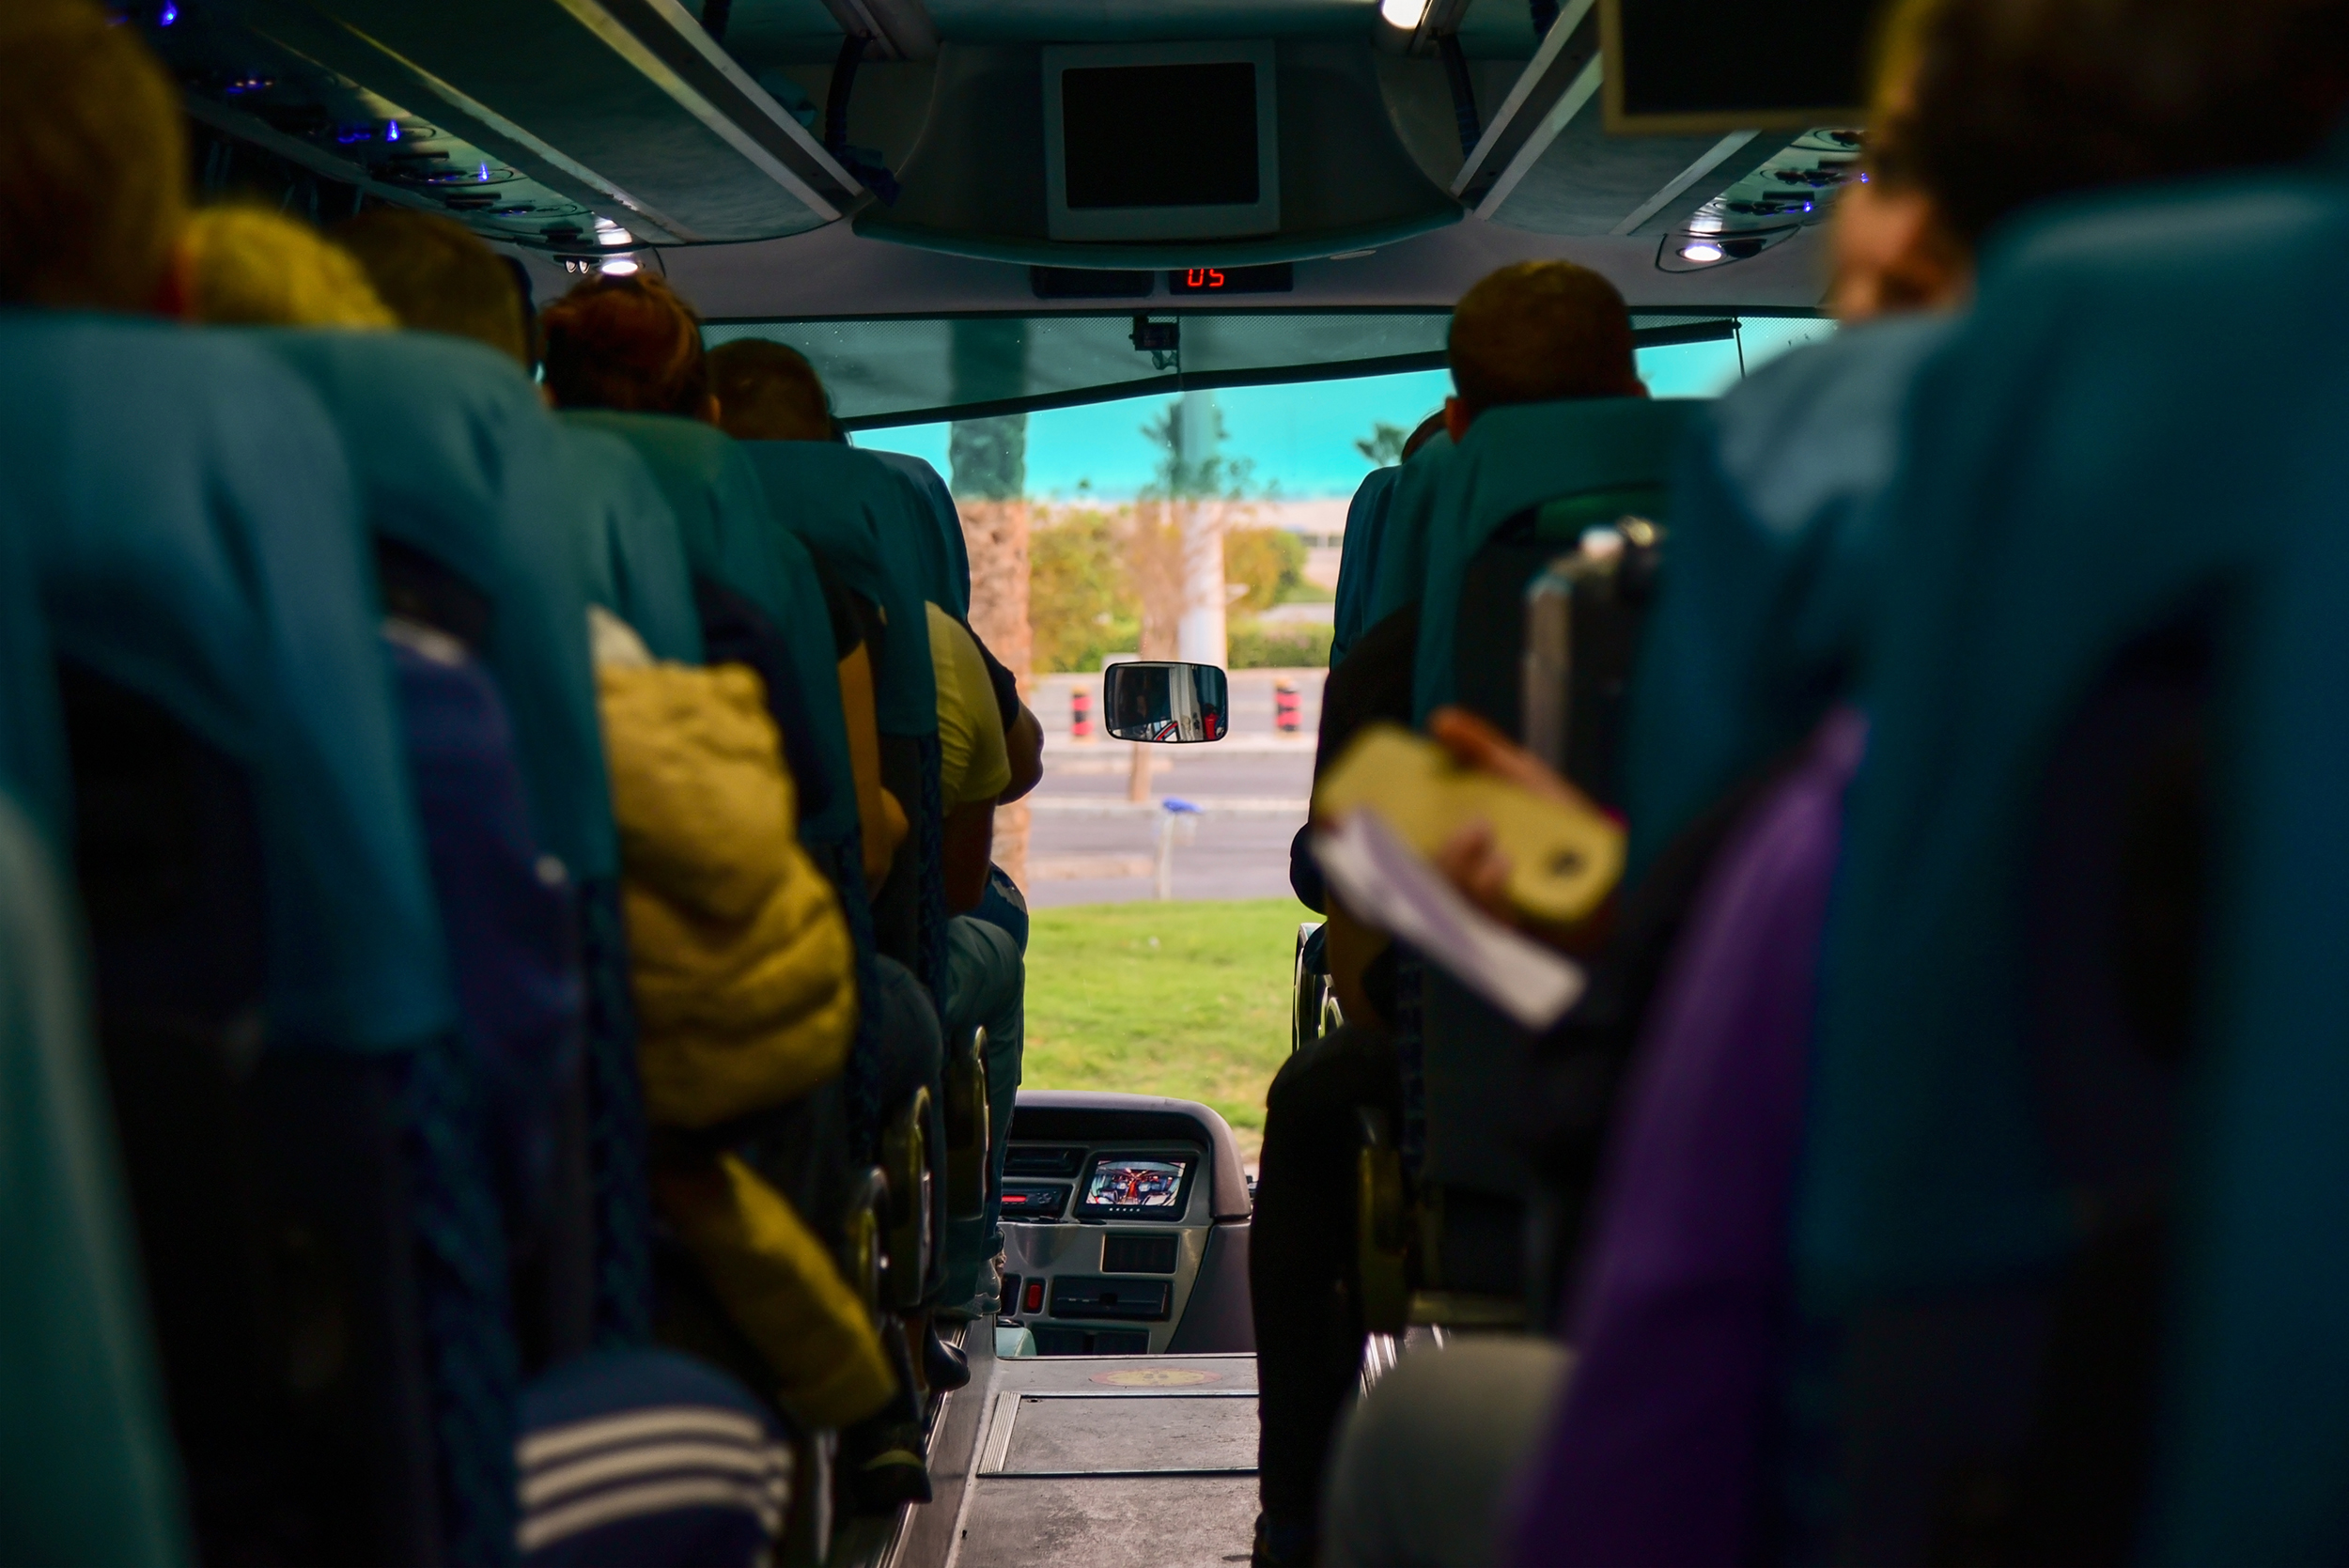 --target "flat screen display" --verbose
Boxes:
[1074,1153,1194,1220]
[1607,0,1875,130]
[1061,63,1259,210]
